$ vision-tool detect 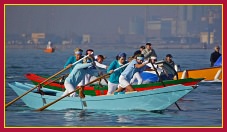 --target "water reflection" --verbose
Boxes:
[63,109,87,126]
[116,115,133,123]
[62,109,172,126]
[64,110,76,121]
